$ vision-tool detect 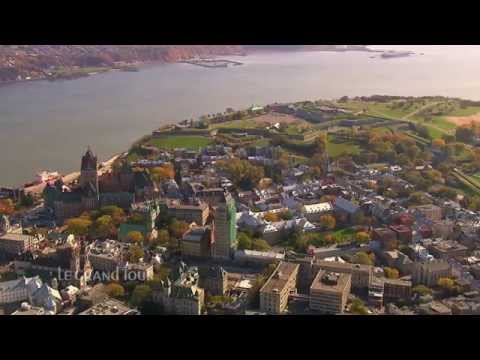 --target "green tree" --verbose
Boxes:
[252,239,271,252]
[105,283,125,299]
[128,243,144,263]
[128,213,145,225]
[19,193,35,207]
[99,206,126,225]
[65,217,92,236]
[237,232,253,250]
[350,298,369,315]
[168,219,189,239]
[352,251,374,266]
[93,215,116,239]
[384,267,400,279]
[412,285,432,296]
[156,229,170,246]
[130,285,152,307]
